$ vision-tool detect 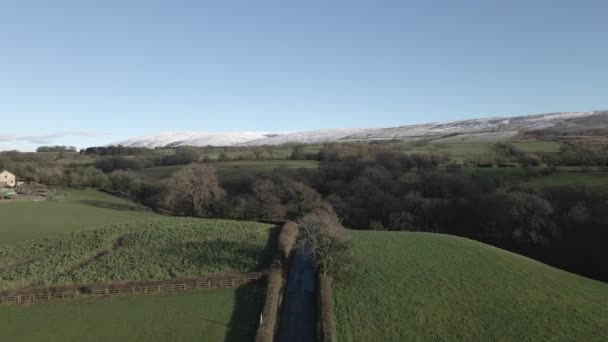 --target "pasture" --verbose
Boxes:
[465,166,608,191]
[511,140,564,152]
[136,160,319,181]
[0,189,157,245]
[333,231,608,341]
[0,286,264,342]
[0,218,275,289]
[521,171,608,190]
